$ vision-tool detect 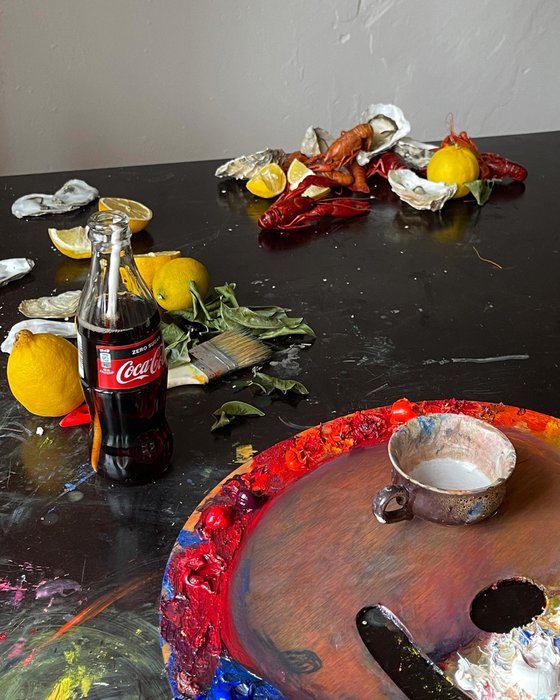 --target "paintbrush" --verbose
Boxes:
[60,330,271,427]
[167,329,271,387]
